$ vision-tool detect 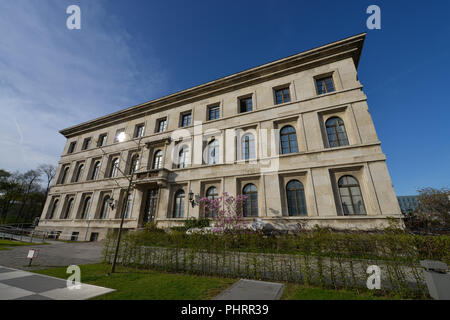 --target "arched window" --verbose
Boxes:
[110,158,119,177]
[75,164,84,182]
[207,139,219,164]
[205,186,219,217]
[173,189,185,218]
[241,133,255,160]
[129,154,139,175]
[48,199,59,219]
[178,146,190,169]
[91,161,101,180]
[338,175,366,215]
[123,194,132,219]
[280,126,298,154]
[62,198,74,219]
[60,167,69,184]
[153,150,163,169]
[325,117,349,148]
[81,197,91,219]
[286,180,307,216]
[243,184,258,217]
[100,196,110,219]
